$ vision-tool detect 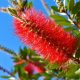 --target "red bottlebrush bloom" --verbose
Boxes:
[24,63,45,75]
[14,8,77,65]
